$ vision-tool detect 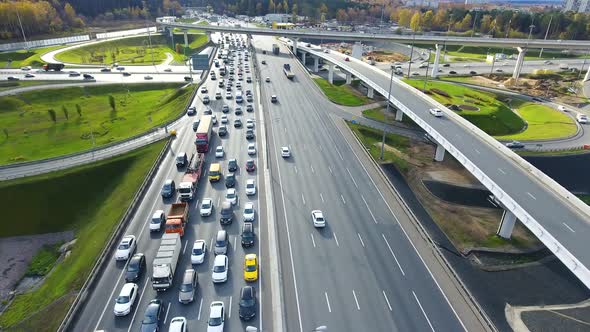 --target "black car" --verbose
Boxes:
[122,72,131,76]
[228,159,238,172]
[184,76,192,82]
[140,299,163,332]
[442,63,451,67]
[239,286,257,320]
[449,71,457,74]
[218,125,228,137]
[222,105,230,113]
[234,119,242,128]
[204,107,212,115]
[246,104,254,112]
[125,253,146,282]
[225,173,236,188]
[7,76,19,81]
[83,73,94,79]
[161,179,175,198]
[241,222,255,247]
[246,129,254,140]
[187,106,197,116]
[469,71,477,75]
[100,67,111,72]
[235,107,242,115]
